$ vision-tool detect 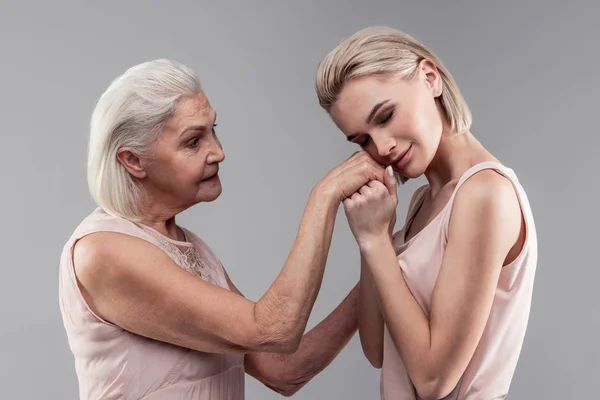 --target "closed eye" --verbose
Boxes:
[358,136,370,147]
[377,108,394,125]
